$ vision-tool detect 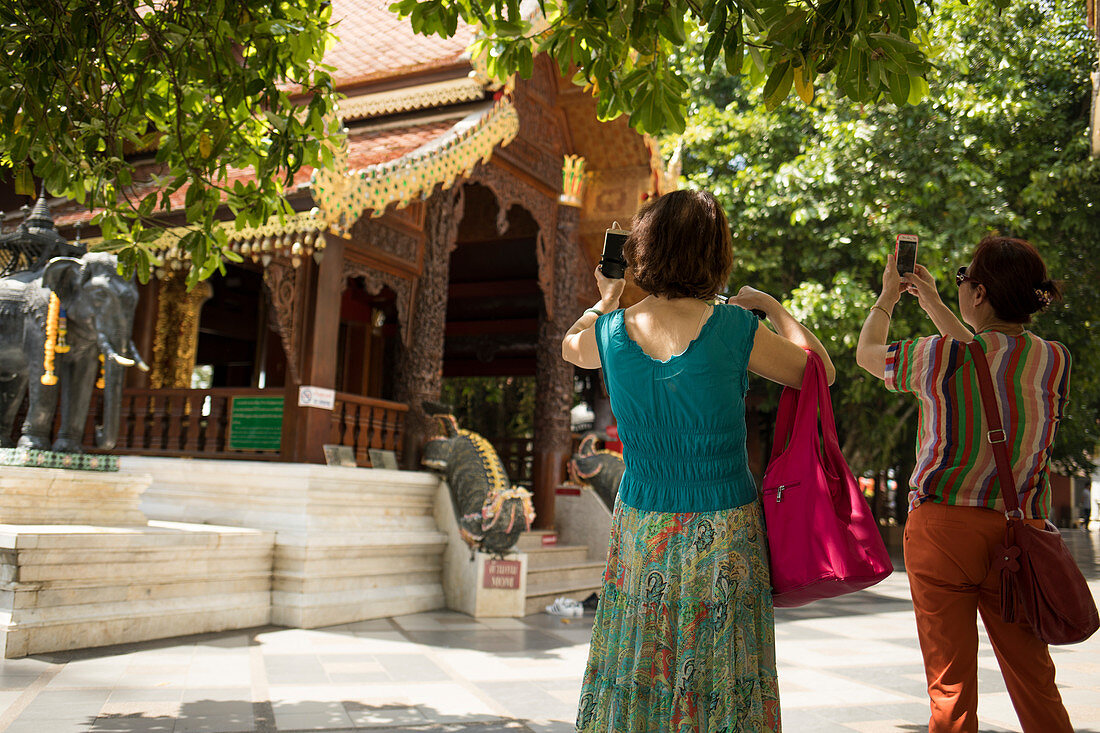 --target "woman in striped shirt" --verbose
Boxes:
[856,235,1073,733]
